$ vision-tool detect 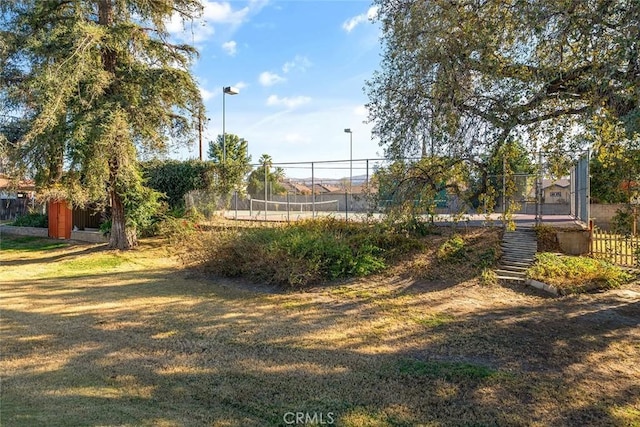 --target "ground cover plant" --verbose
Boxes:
[1,234,639,426]
[527,252,635,294]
